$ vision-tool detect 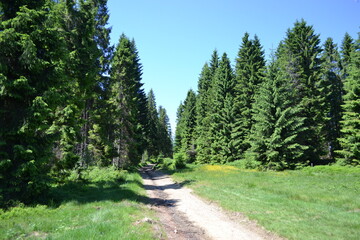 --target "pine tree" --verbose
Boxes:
[72,0,100,166]
[209,53,236,163]
[129,39,148,160]
[277,20,323,164]
[178,89,197,161]
[340,33,355,81]
[174,102,184,154]
[195,51,219,163]
[47,0,102,171]
[109,34,146,168]
[0,0,69,206]
[87,0,114,166]
[158,106,173,158]
[194,64,212,163]
[233,33,266,159]
[320,38,343,160]
[146,89,160,158]
[246,57,308,170]
[337,36,360,166]
[209,49,220,77]
[195,64,212,127]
